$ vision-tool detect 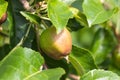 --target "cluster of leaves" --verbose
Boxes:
[0,0,120,80]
